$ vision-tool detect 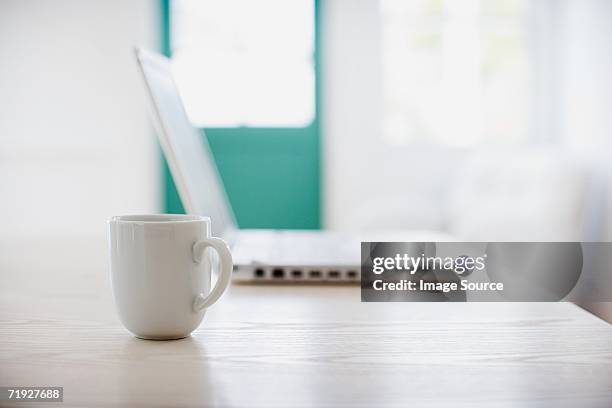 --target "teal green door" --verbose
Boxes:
[161,0,320,230]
